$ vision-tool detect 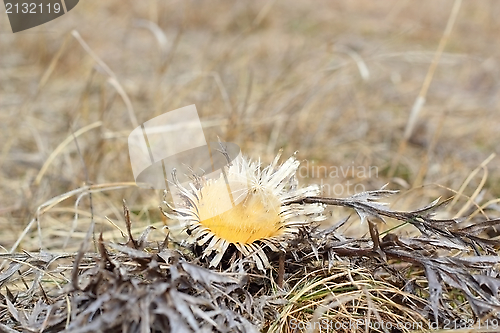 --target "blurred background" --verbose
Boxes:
[1,0,499,251]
